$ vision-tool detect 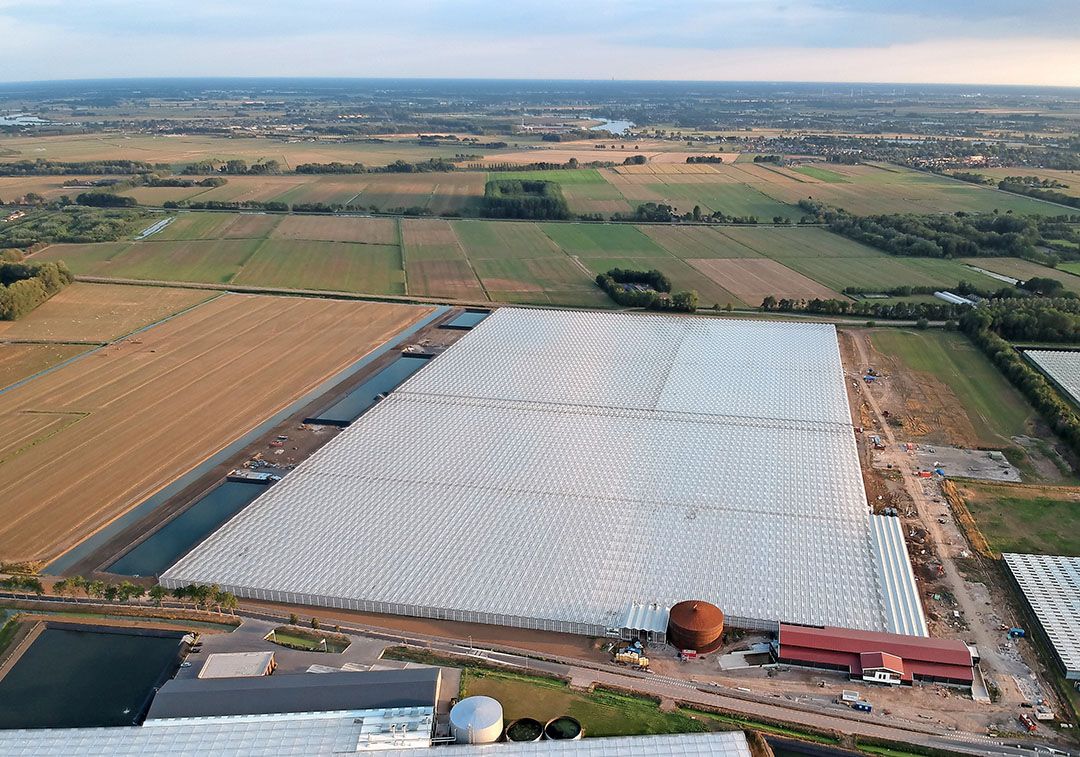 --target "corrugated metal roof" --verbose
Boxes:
[1003,553,1080,679]
[617,603,670,633]
[1026,351,1080,406]
[0,726,749,756]
[148,670,439,721]
[870,514,929,637]
[164,309,918,634]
